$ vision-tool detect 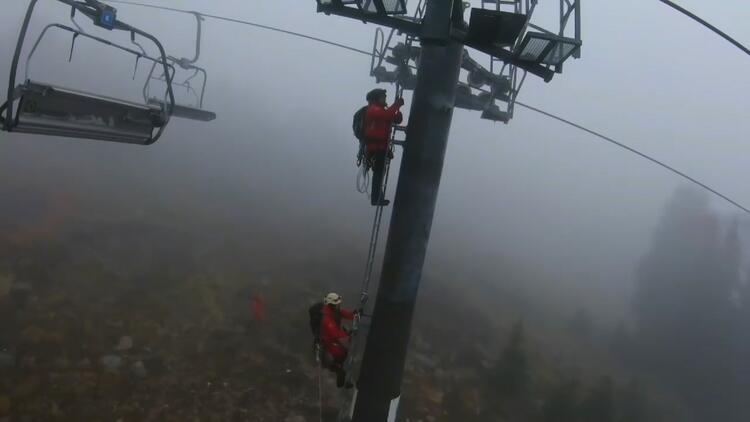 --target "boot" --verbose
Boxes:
[371,199,390,207]
[337,374,354,389]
